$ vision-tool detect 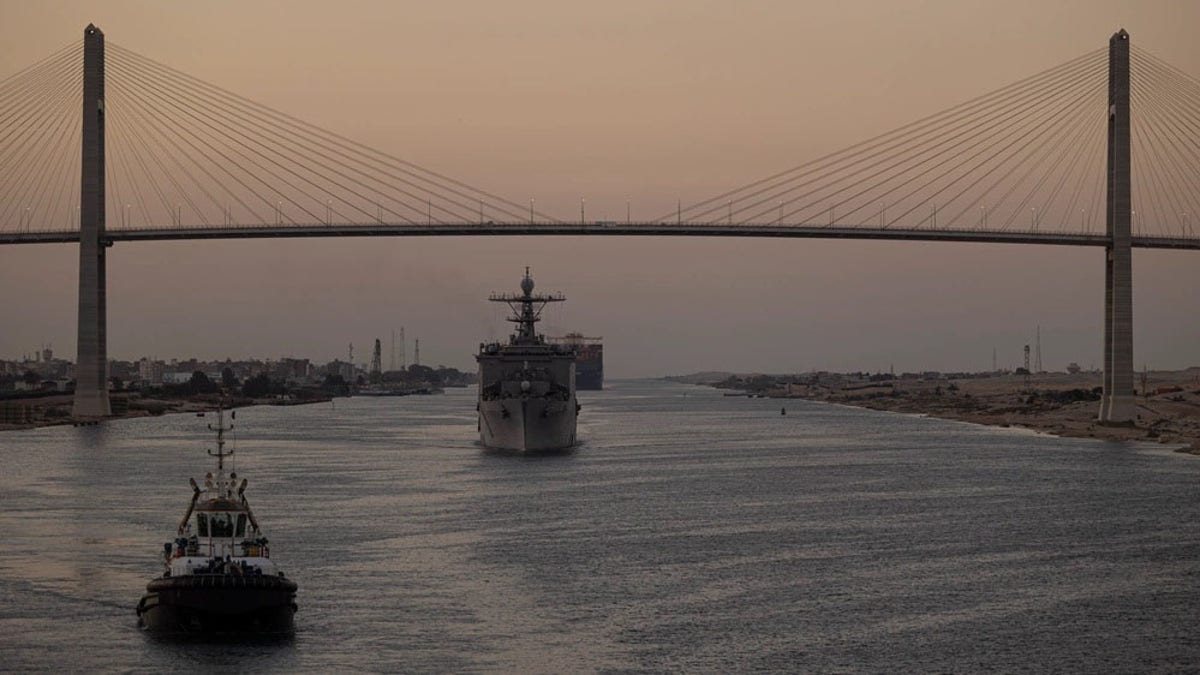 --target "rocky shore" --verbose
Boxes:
[679,370,1200,454]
